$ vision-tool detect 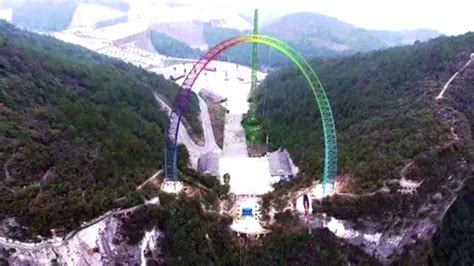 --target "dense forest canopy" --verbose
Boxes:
[255,33,474,191]
[0,21,199,238]
[254,32,474,263]
[121,193,376,265]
